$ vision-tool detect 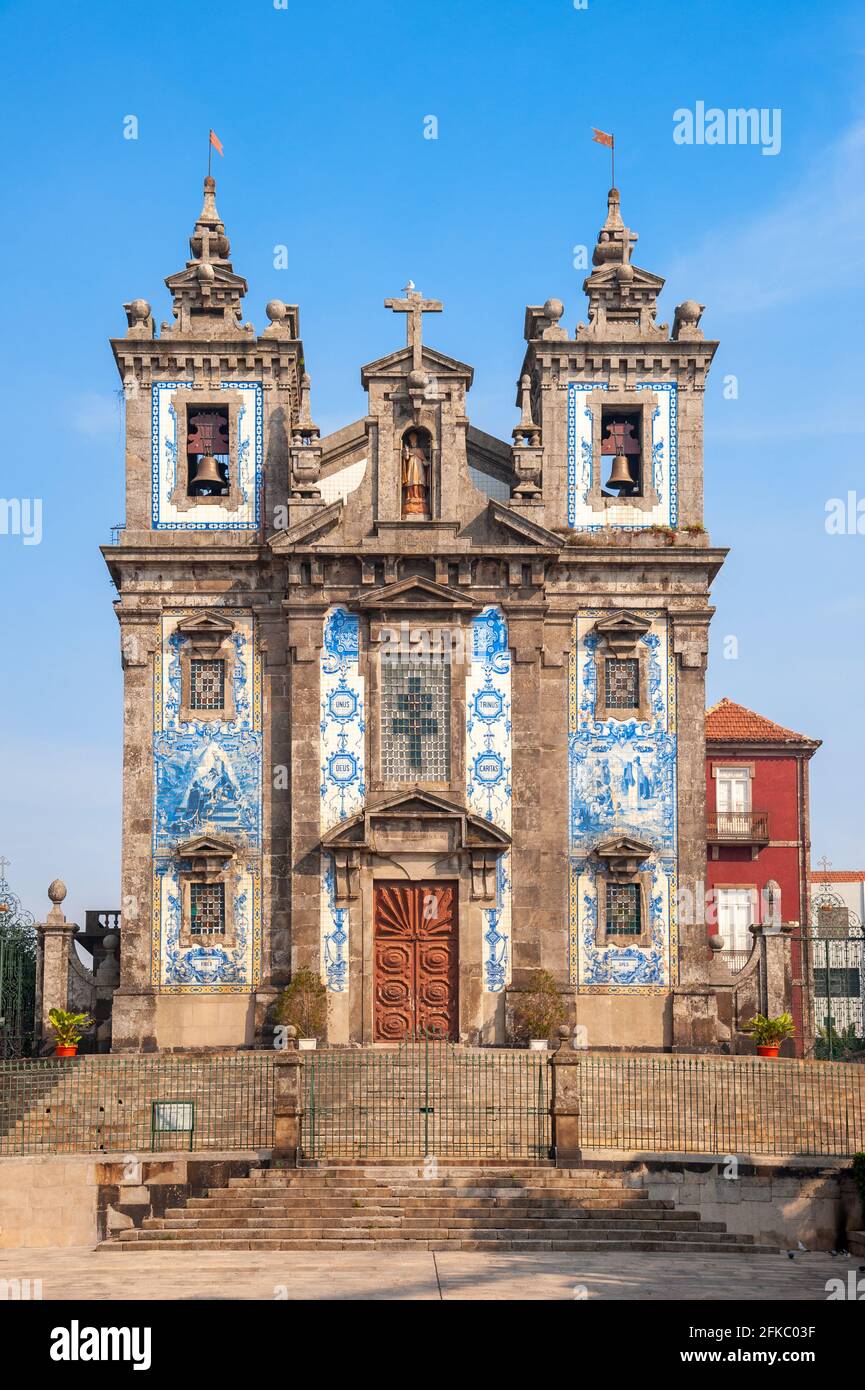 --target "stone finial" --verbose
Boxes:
[290,372,322,498]
[578,188,667,341]
[672,299,706,341]
[592,188,638,267]
[48,879,67,905]
[123,298,154,339]
[162,176,250,338]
